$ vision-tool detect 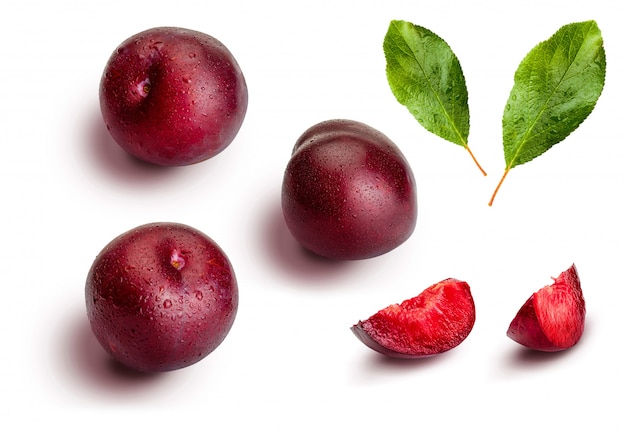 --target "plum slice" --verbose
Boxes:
[351,279,475,358]
[507,264,585,352]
